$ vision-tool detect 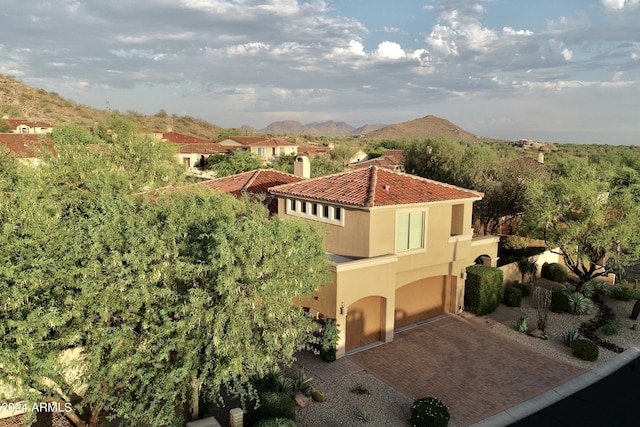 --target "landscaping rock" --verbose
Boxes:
[294,392,310,408]
[527,328,546,339]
